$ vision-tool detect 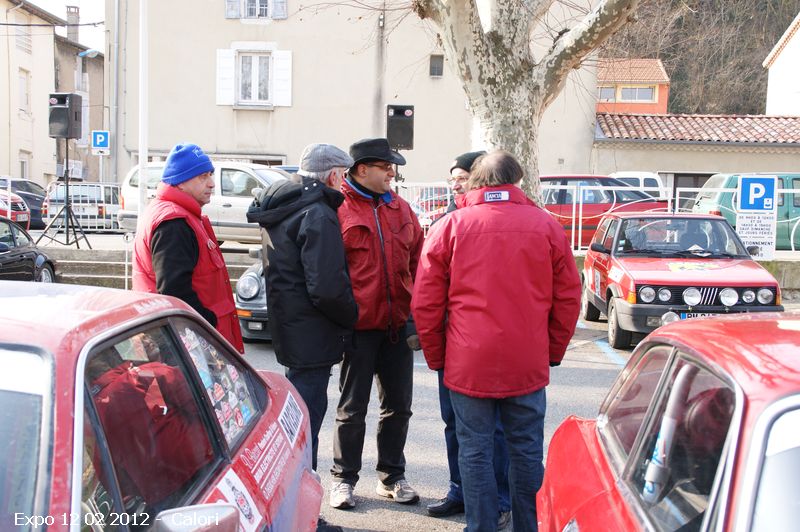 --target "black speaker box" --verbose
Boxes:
[387,105,414,150]
[49,93,82,139]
